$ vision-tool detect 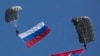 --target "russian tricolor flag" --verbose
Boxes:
[18,22,51,48]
